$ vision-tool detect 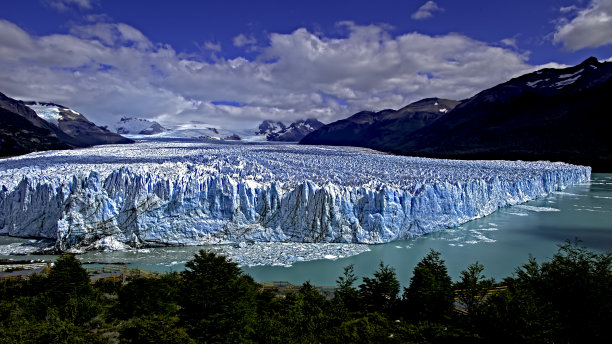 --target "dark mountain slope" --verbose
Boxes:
[0,108,70,157]
[300,98,459,148]
[394,57,612,171]
[0,92,133,157]
[23,101,134,147]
